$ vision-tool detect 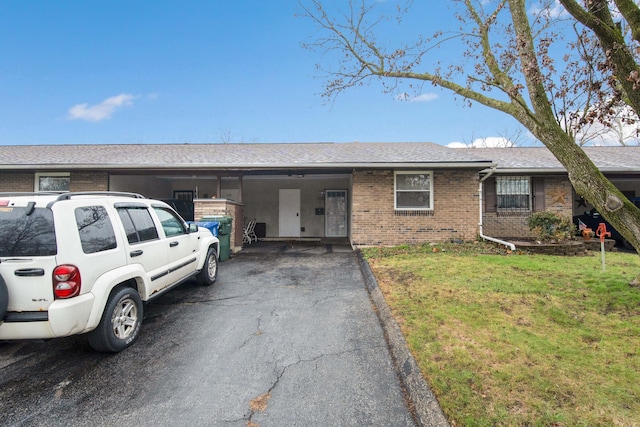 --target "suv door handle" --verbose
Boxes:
[130,250,143,257]
[169,241,179,247]
[14,268,45,277]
